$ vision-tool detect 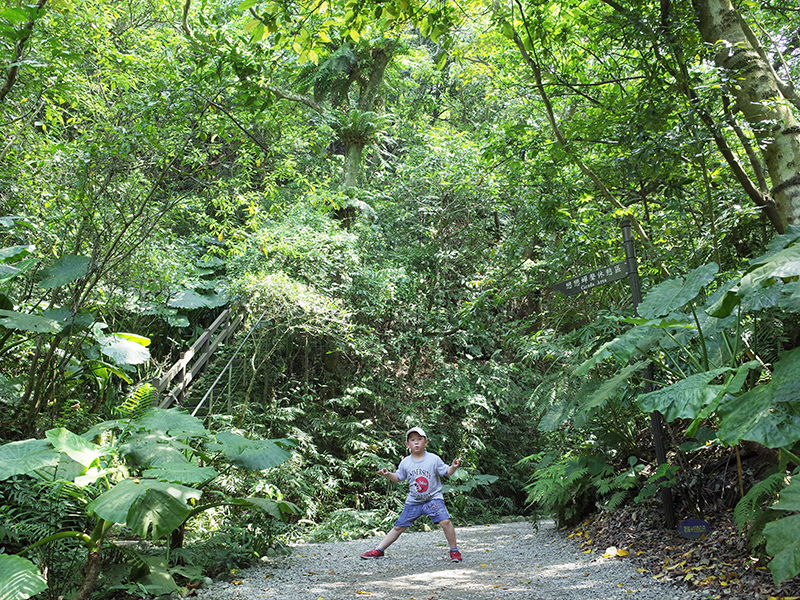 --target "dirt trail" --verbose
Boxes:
[194,520,695,600]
